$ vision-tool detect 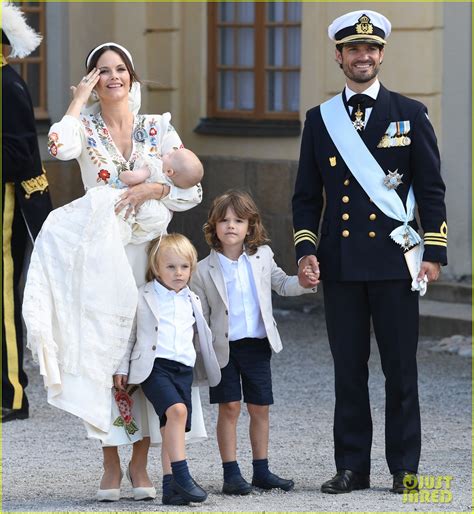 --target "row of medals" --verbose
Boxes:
[378,134,411,148]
